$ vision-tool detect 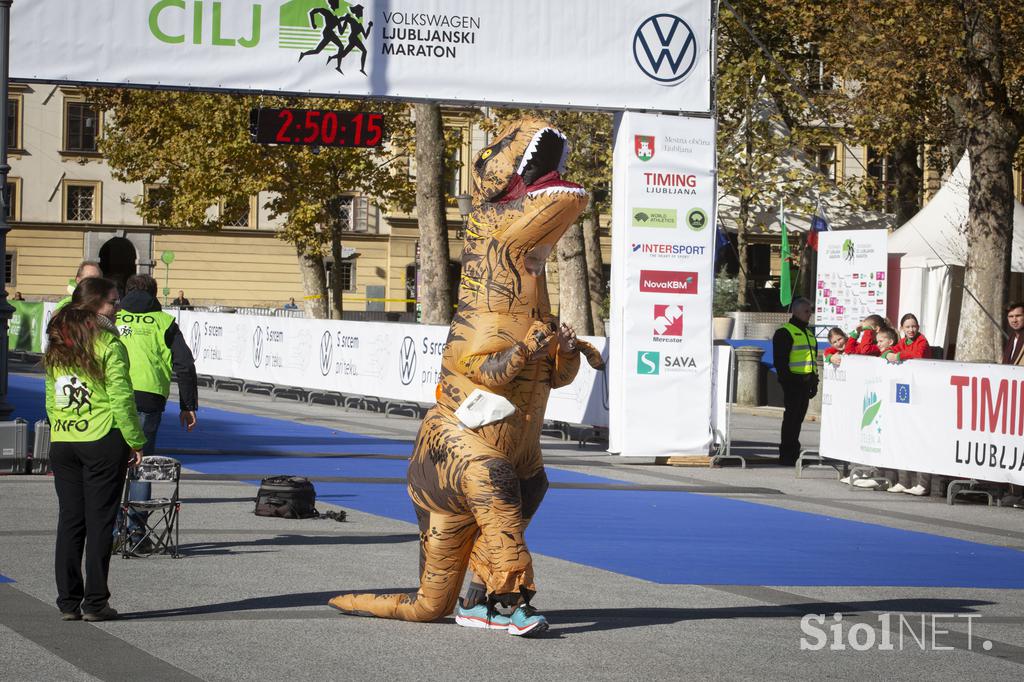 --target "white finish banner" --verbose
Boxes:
[821,356,1024,485]
[176,311,609,426]
[814,229,889,339]
[609,112,717,456]
[11,0,713,114]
